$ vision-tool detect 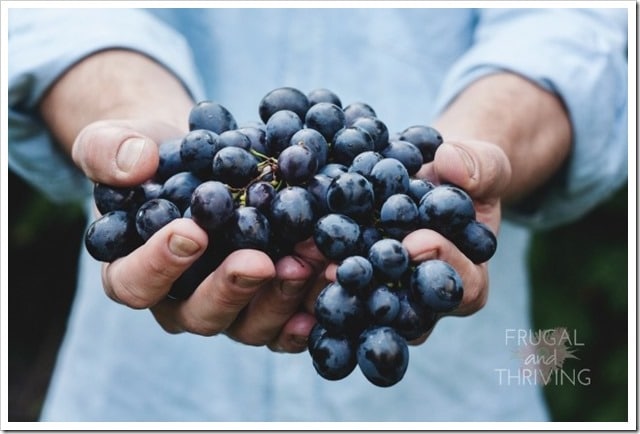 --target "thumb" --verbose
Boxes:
[72,119,185,186]
[430,140,512,202]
